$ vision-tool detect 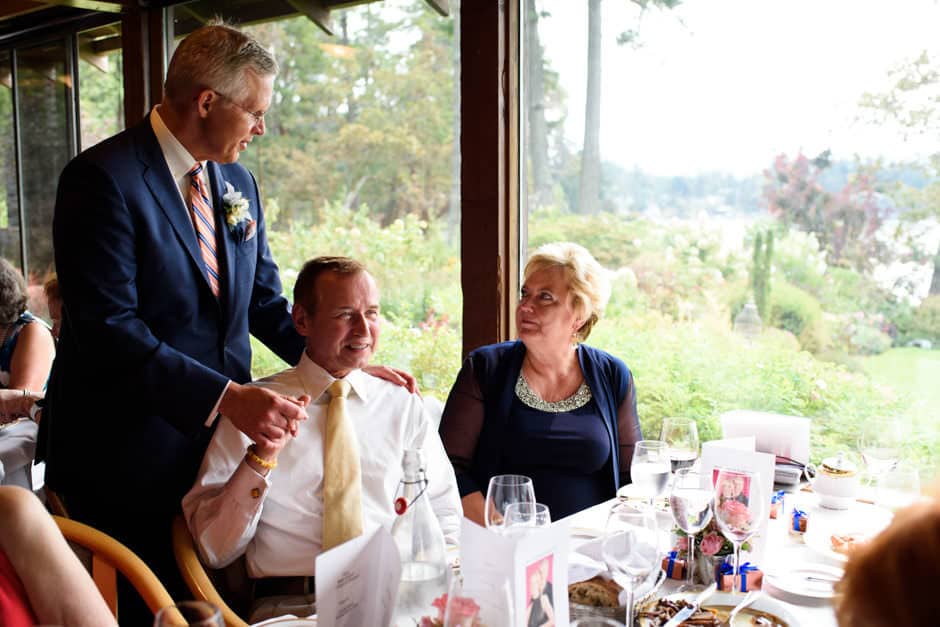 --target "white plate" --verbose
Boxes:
[803,525,871,564]
[764,563,844,600]
[252,616,317,626]
[639,591,800,627]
